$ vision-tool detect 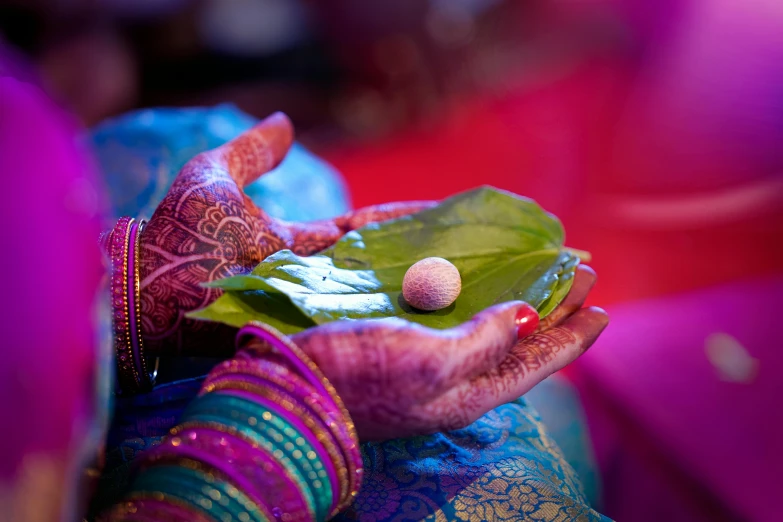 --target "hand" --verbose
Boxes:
[288,265,608,441]
[139,113,433,356]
